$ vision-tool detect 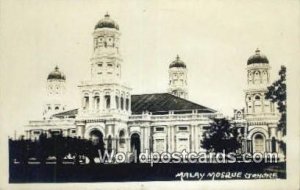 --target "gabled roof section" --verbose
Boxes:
[131,93,215,115]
